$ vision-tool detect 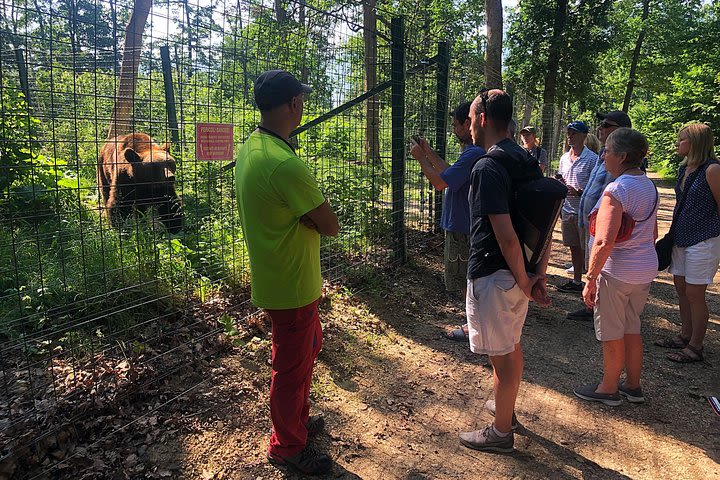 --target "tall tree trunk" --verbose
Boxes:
[540,0,567,161]
[484,0,503,89]
[32,0,46,44]
[274,0,286,23]
[622,0,650,112]
[234,0,249,101]
[364,0,380,166]
[299,2,309,84]
[182,0,194,77]
[67,0,81,70]
[522,97,533,128]
[107,0,151,139]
